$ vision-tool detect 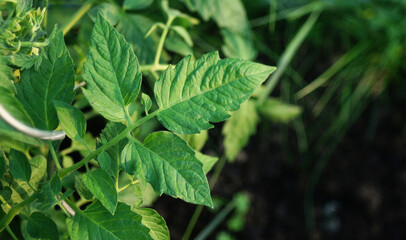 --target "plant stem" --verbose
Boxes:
[58,111,159,178]
[62,1,94,36]
[140,64,170,72]
[20,41,48,48]
[153,17,174,66]
[0,194,37,232]
[194,201,236,240]
[49,142,62,171]
[257,7,322,105]
[5,225,18,240]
